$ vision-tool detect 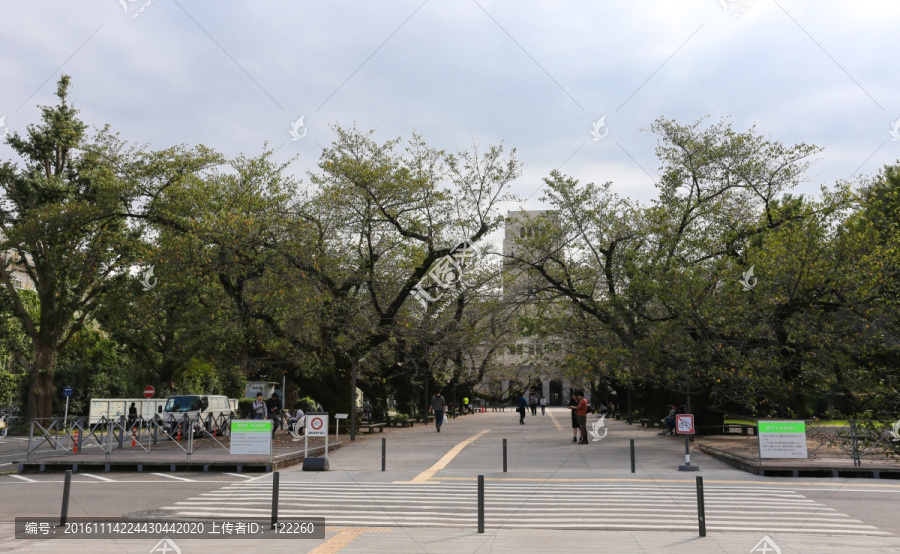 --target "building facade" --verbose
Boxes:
[488,210,586,406]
